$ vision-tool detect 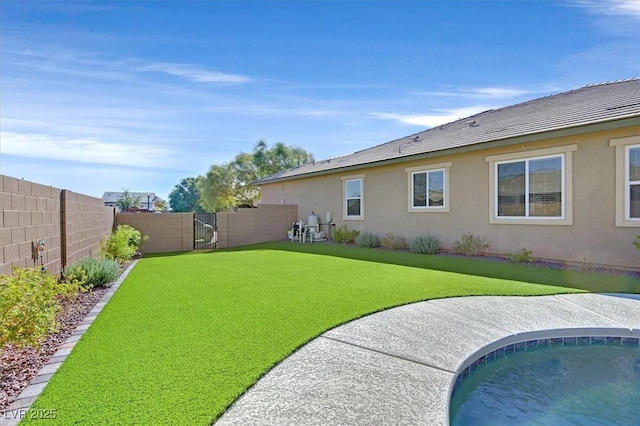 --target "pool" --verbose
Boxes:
[450,338,640,425]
